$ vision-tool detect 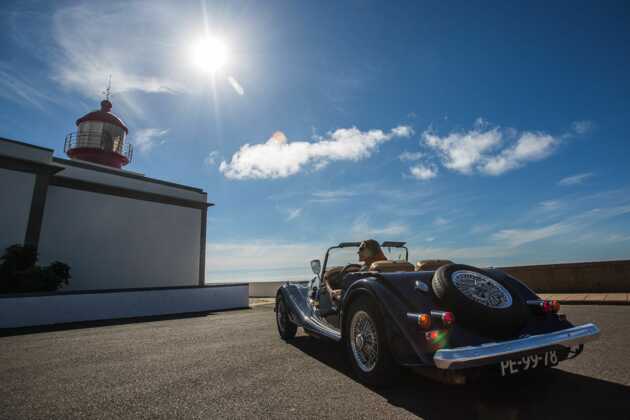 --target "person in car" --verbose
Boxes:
[324,239,388,303]
[357,239,388,271]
